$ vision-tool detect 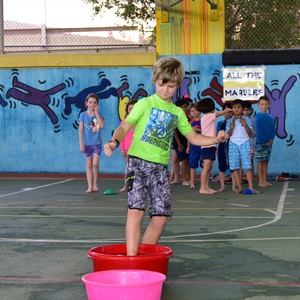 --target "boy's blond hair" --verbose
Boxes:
[152,57,184,86]
[188,102,198,110]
